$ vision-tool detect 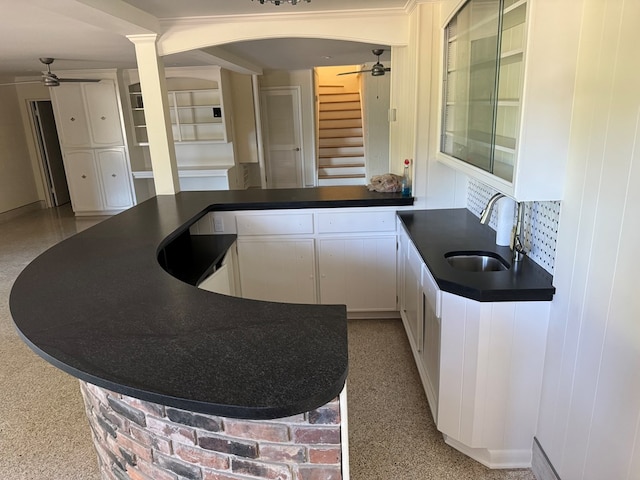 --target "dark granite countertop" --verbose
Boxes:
[398,209,555,302]
[10,186,412,419]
